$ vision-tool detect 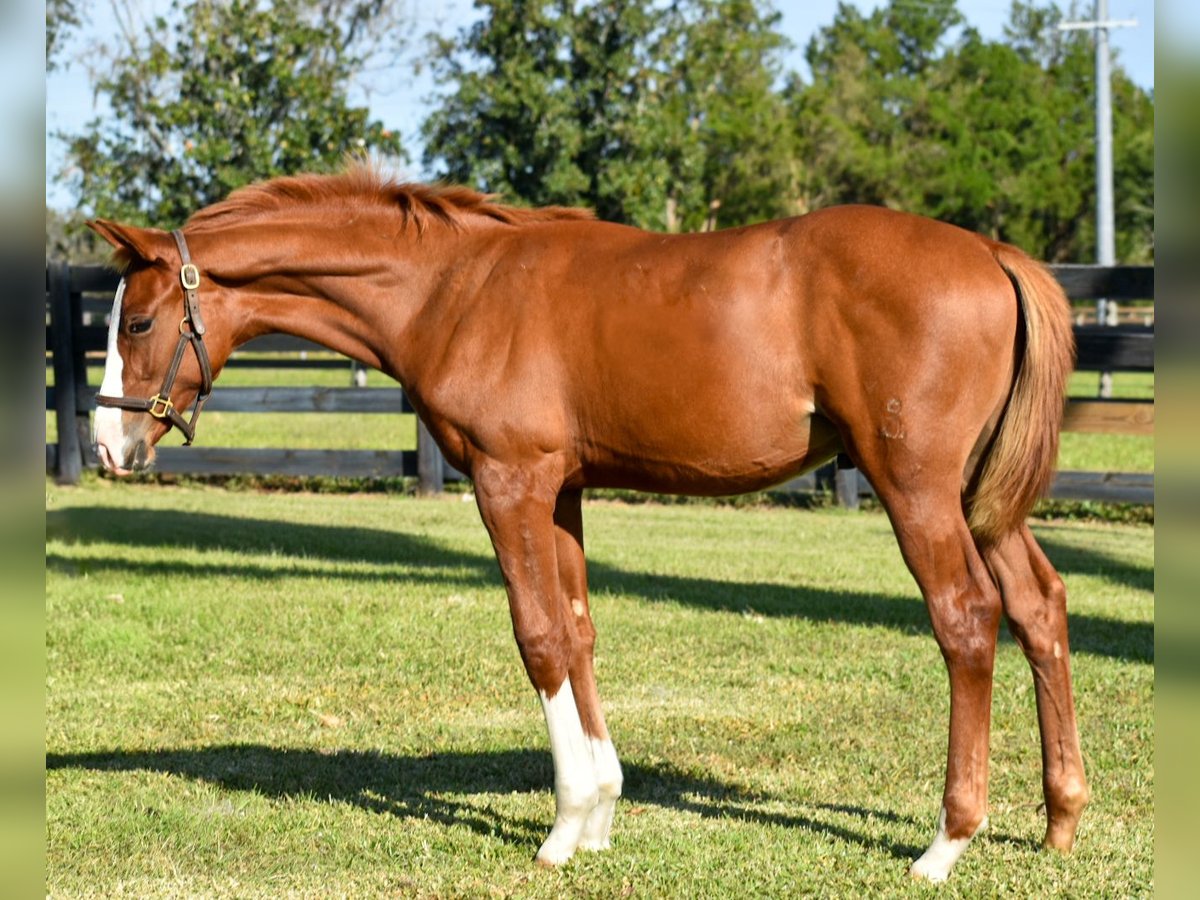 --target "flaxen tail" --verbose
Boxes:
[967,244,1075,544]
